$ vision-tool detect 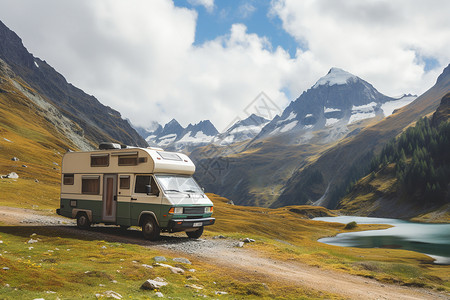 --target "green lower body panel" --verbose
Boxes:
[59,199,214,231]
